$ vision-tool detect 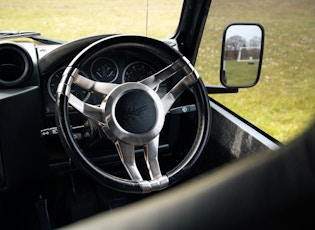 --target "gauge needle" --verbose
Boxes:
[102,66,107,77]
